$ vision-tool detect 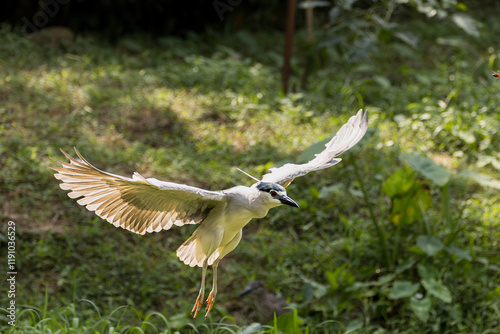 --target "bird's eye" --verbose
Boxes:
[270,190,277,197]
